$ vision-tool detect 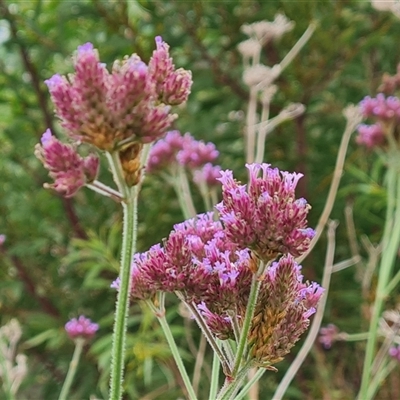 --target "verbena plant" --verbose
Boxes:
[2,5,400,400]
